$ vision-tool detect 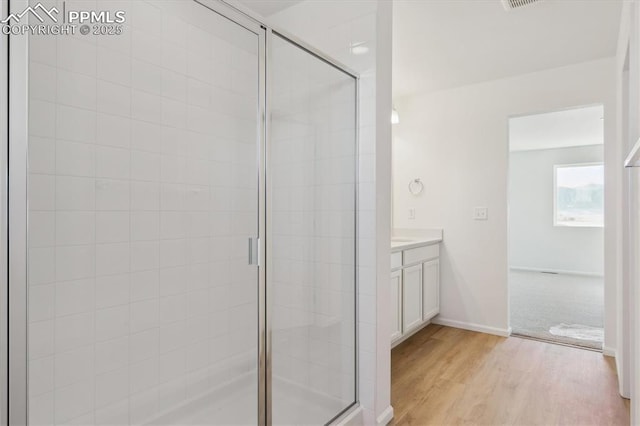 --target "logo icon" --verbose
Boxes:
[1,2,59,24]
[1,1,125,36]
